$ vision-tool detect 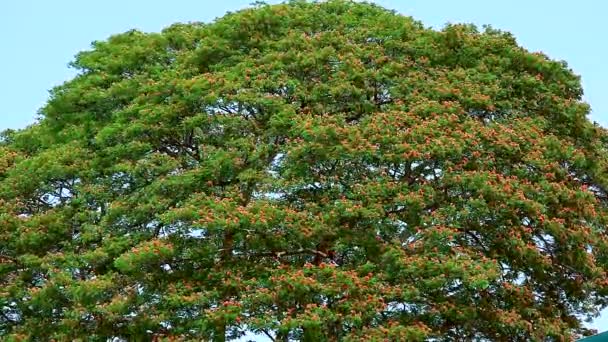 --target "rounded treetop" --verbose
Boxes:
[1,1,607,341]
